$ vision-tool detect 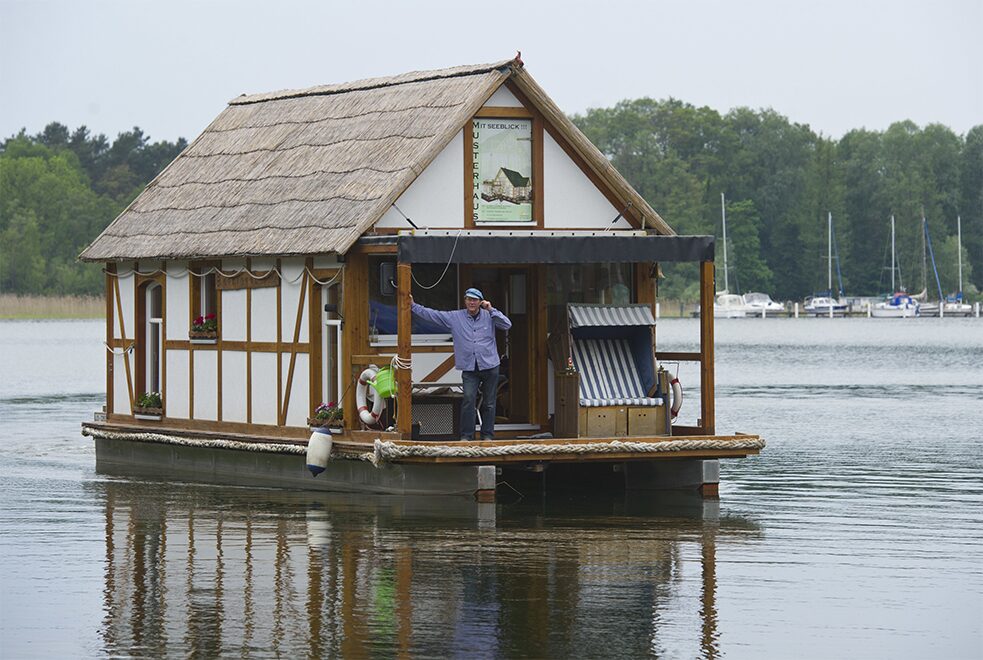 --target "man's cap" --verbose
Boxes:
[464,287,483,300]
